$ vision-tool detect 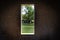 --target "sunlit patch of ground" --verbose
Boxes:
[21,23,34,33]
